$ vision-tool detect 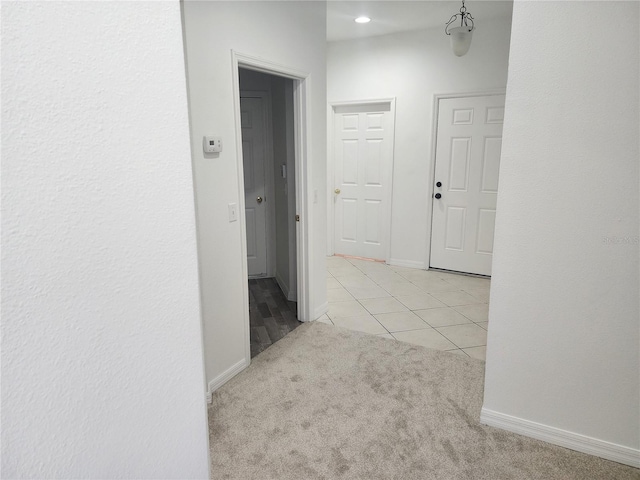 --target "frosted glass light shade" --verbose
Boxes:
[449,26,473,56]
